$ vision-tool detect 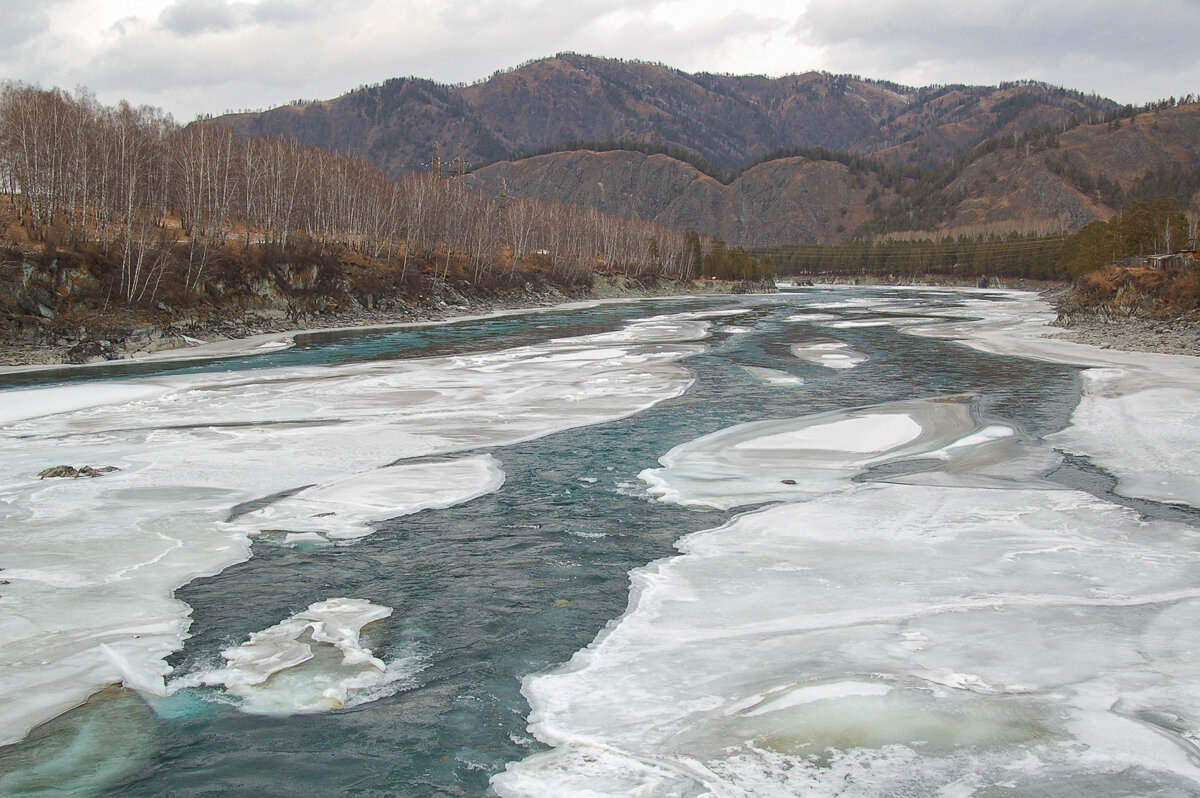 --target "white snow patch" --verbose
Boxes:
[739,414,921,453]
